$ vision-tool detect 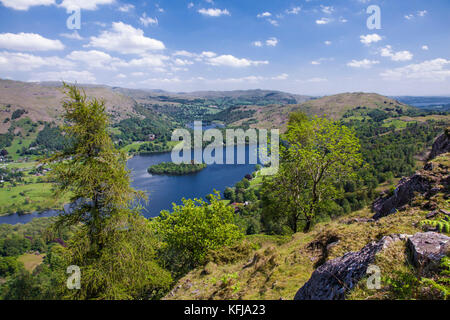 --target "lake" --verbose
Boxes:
[0,145,259,224]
